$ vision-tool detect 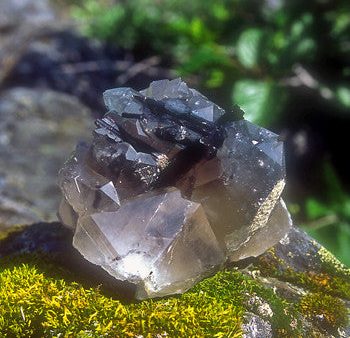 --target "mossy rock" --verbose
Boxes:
[0,223,349,337]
